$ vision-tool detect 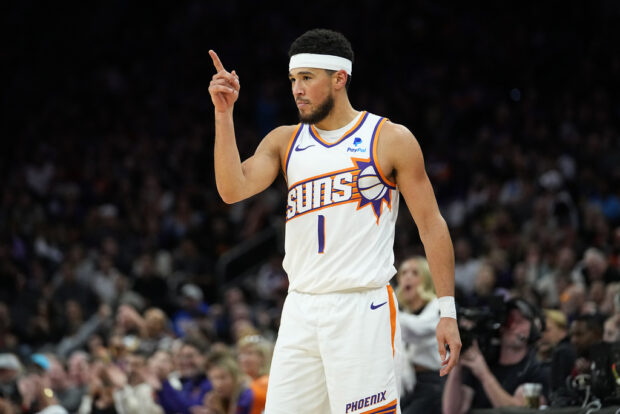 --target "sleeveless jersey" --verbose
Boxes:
[282,111,399,293]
